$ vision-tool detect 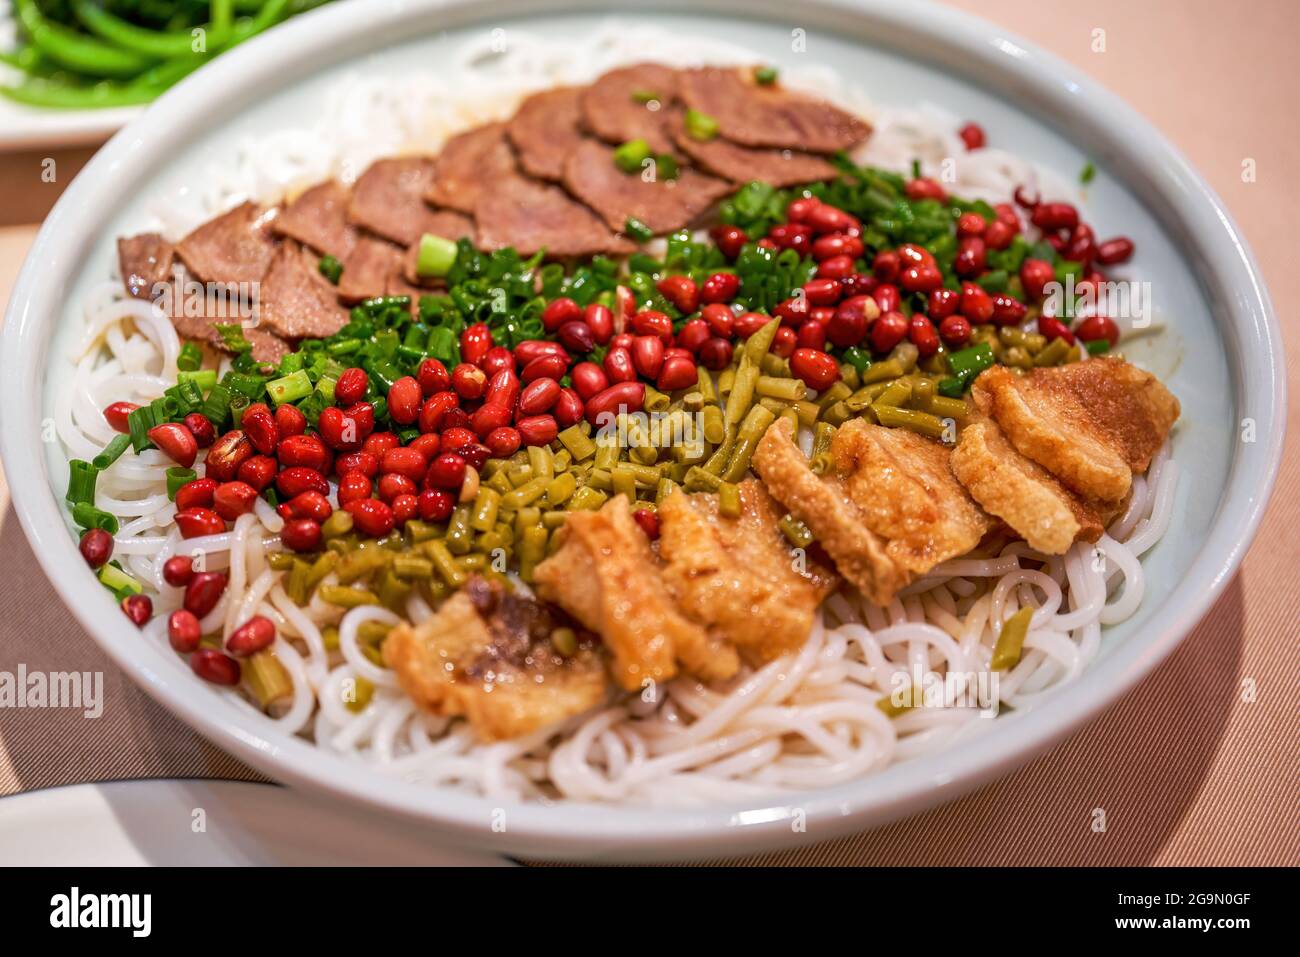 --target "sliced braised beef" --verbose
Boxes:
[475,173,634,258]
[175,201,277,286]
[273,180,356,260]
[348,157,451,246]
[257,241,349,339]
[426,123,518,215]
[561,138,730,235]
[507,87,586,182]
[580,63,680,154]
[337,235,403,303]
[162,268,290,364]
[677,67,870,153]
[117,233,175,300]
[670,112,838,187]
